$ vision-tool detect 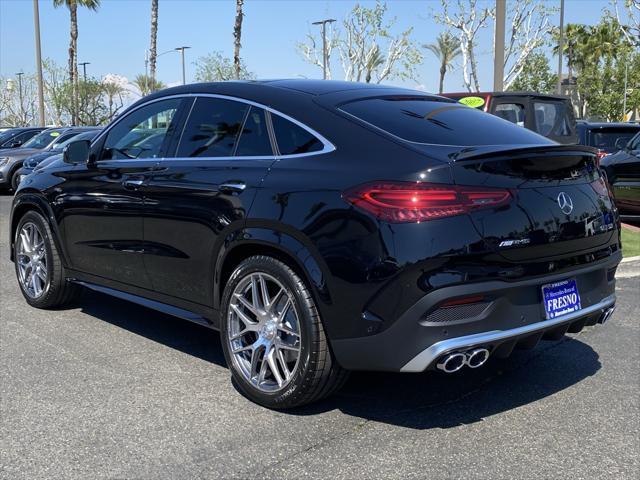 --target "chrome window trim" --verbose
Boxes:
[93,93,335,163]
